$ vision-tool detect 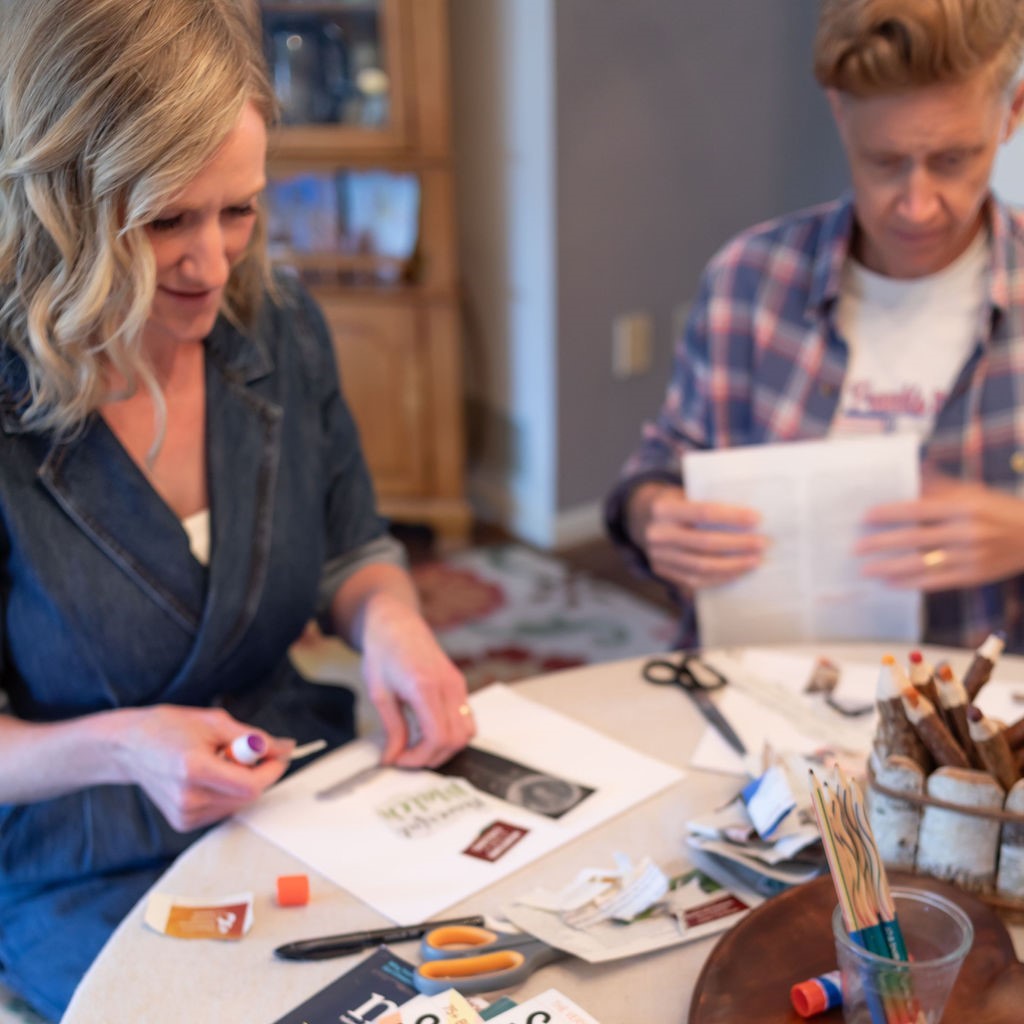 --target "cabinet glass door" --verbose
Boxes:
[266,168,421,285]
[259,0,408,151]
